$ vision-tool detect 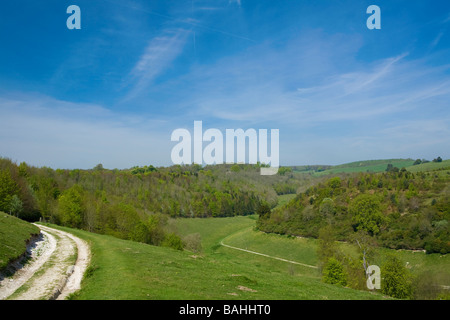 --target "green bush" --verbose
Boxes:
[162,232,184,250]
[322,257,347,286]
[381,254,413,299]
